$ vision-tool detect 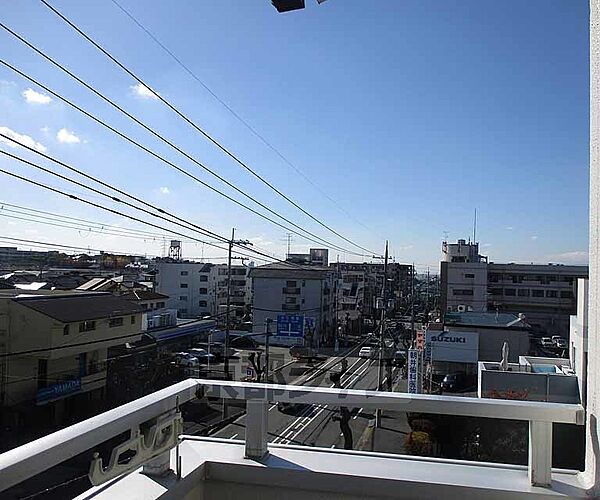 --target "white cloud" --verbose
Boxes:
[130,83,159,100]
[505,226,514,231]
[0,126,47,152]
[56,128,80,144]
[547,251,589,264]
[482,243,492,247]
[22,88,52,105]
[40,126,50,133]
[159,186,170,195]
[530,235,538,241]
[396,245,414,251]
